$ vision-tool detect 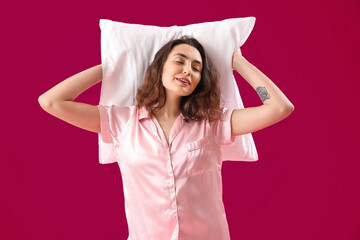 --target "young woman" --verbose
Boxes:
[39,36,294,239]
